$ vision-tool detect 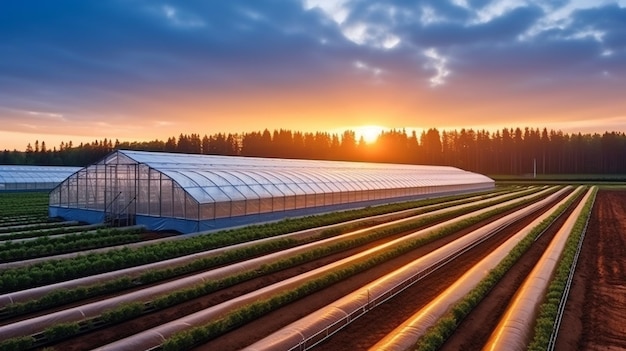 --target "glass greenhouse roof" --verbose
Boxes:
[0,165,81,186]
[108,150,493,204]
